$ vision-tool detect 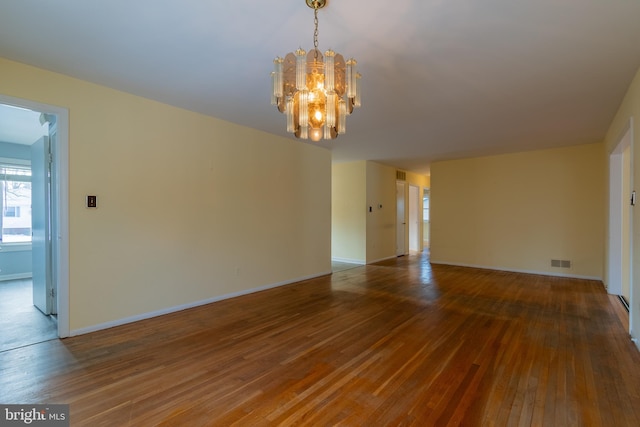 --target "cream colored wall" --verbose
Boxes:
[365,162,396,263]
[0,57,331,332]
[431,143,605,278]
[406,172,430,190]
[331,161,367,263]
[603,66,640,343]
